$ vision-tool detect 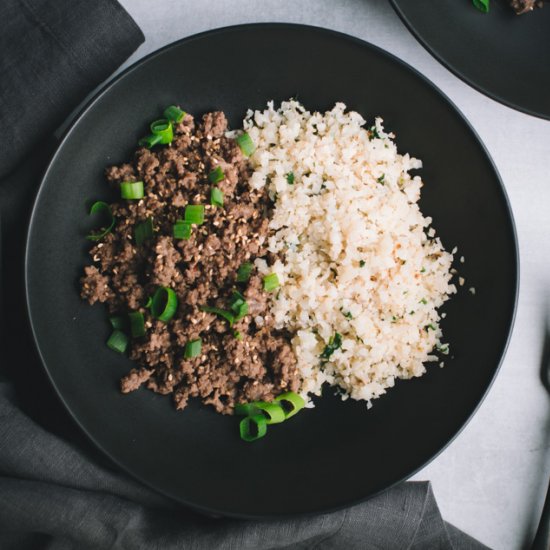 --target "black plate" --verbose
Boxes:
[390,0,550,120]
[25,24,518,517]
